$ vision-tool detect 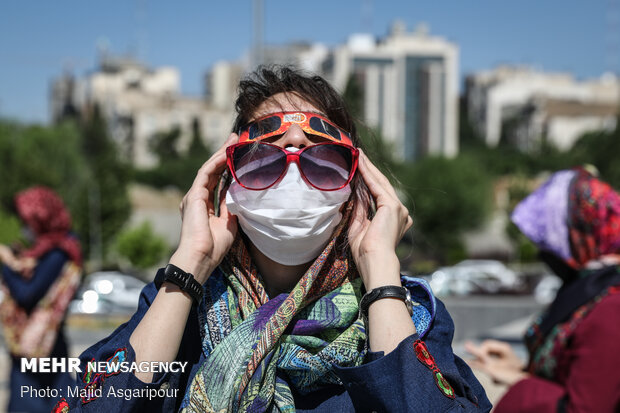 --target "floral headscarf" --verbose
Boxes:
[511,168,620,269]
[14,186,82,266]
